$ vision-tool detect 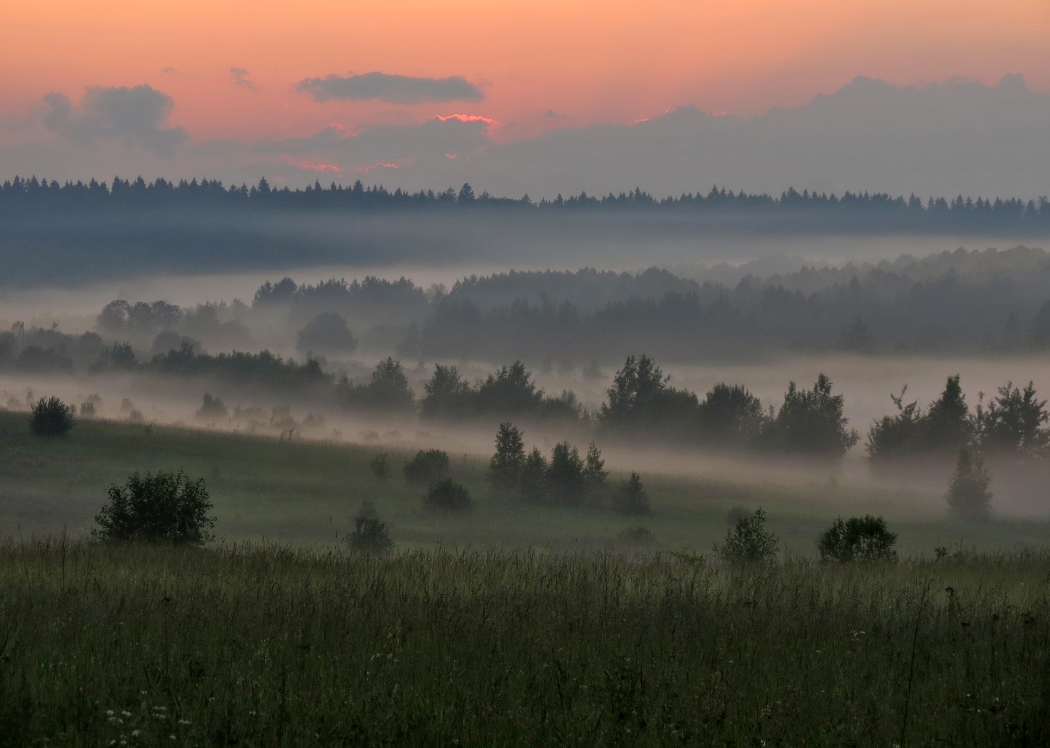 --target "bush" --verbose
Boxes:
[403,449,451,483]
[947,447,992,521]
[423,478,473,512]
[818,515,898,562]
[30,397,75,436]
[717,508,778,563]
[92,470,215,545]
[346,501,393,552]
[615,473,651,516]
[195,393,228,420]
[370,453,390,480]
